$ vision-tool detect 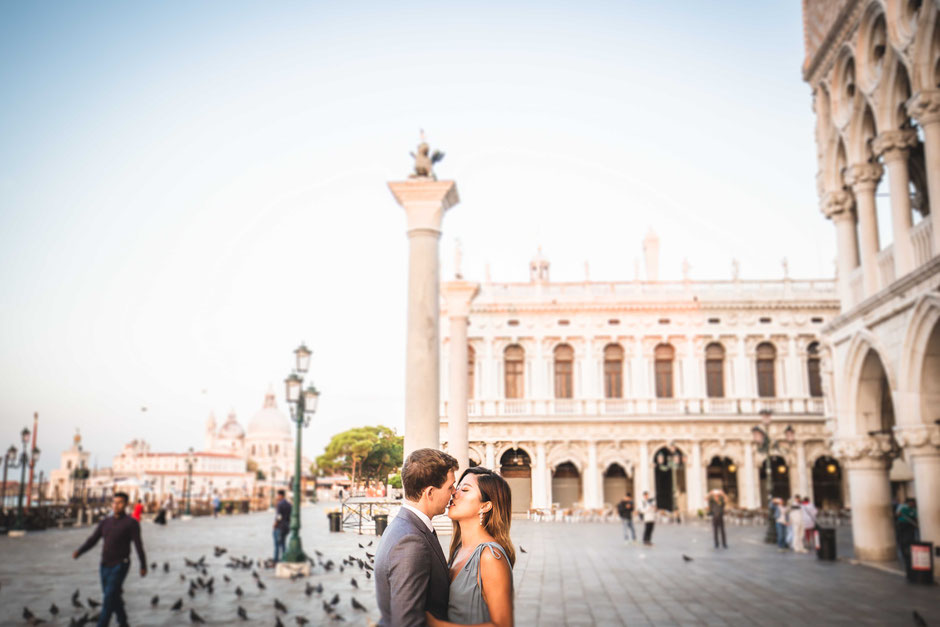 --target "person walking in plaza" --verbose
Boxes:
[801,497,817,549]
[272,489,291,562]
[788,495,807,553]
[374,448,458,626]
[617,493,636,543]
[131,499,143,522]
[426,466,515,627]
[212,493,221,518]
[707,489,727,549]
[772,497,789,550]
[639,491,657,546]
[72,491,147,627]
